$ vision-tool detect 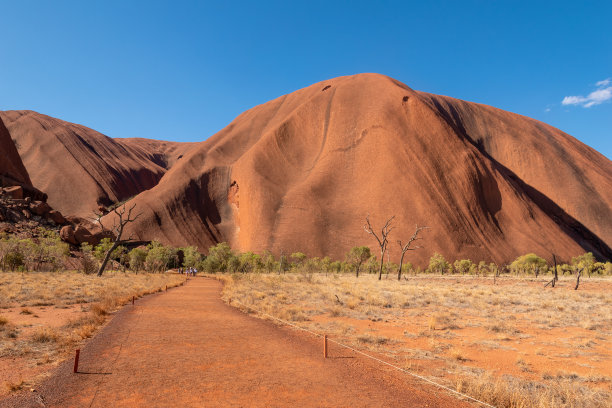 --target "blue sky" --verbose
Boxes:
[1,1,610,158]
